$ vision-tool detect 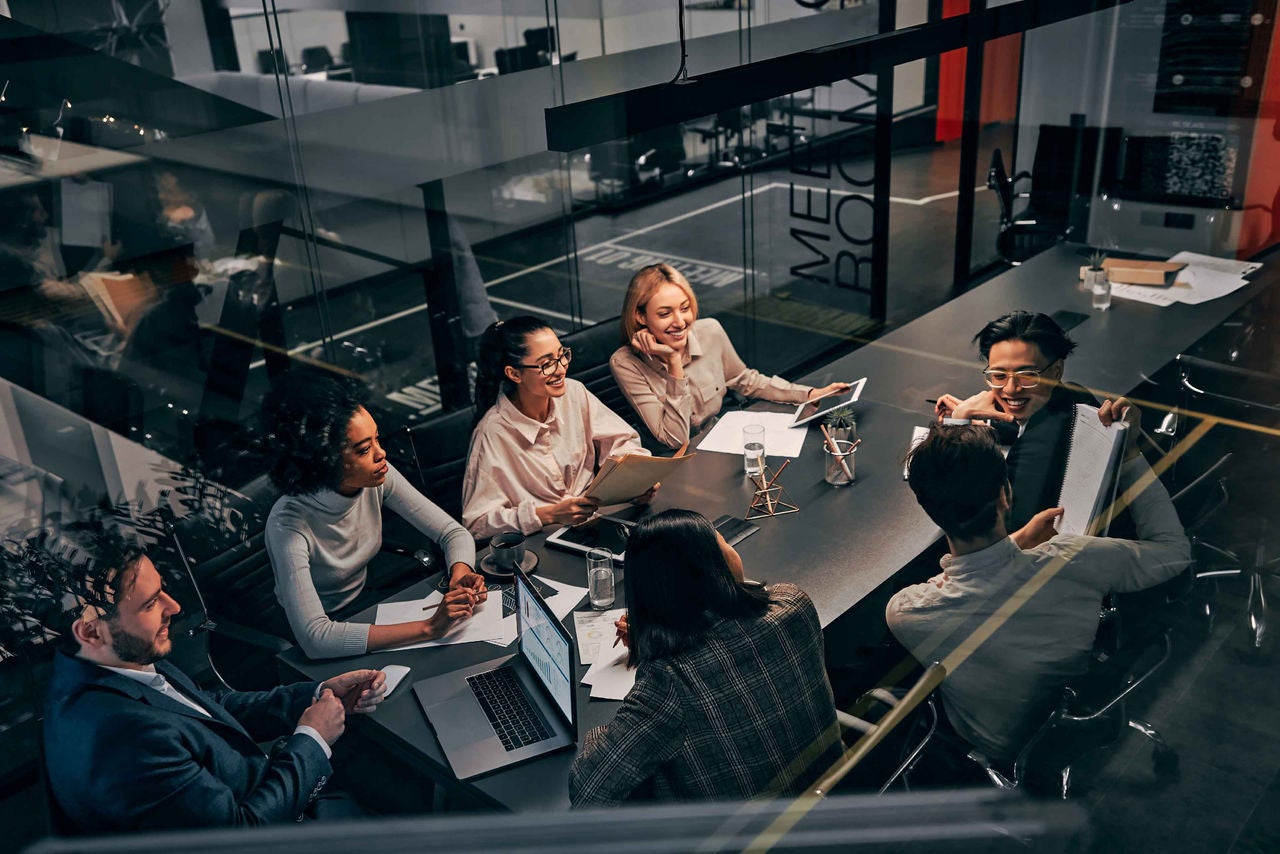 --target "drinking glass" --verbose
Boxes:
[823,440,856,487]
[586,547,615,609]
[1091,269,1112,311]
[742,424,766,476]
